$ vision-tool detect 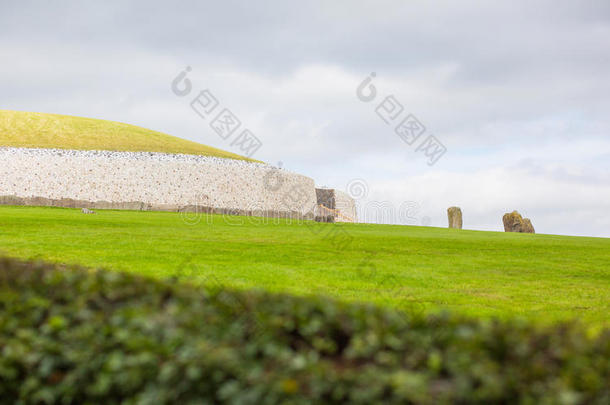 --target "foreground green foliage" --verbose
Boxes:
[0,258,608,404]
[0,206,609,325]
[0,110,255,161]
